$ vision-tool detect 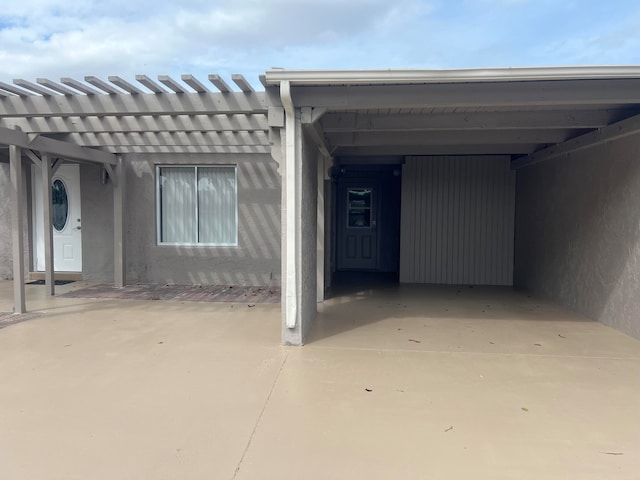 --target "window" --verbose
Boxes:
[347,187,373,228]
[157,165,237,246]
